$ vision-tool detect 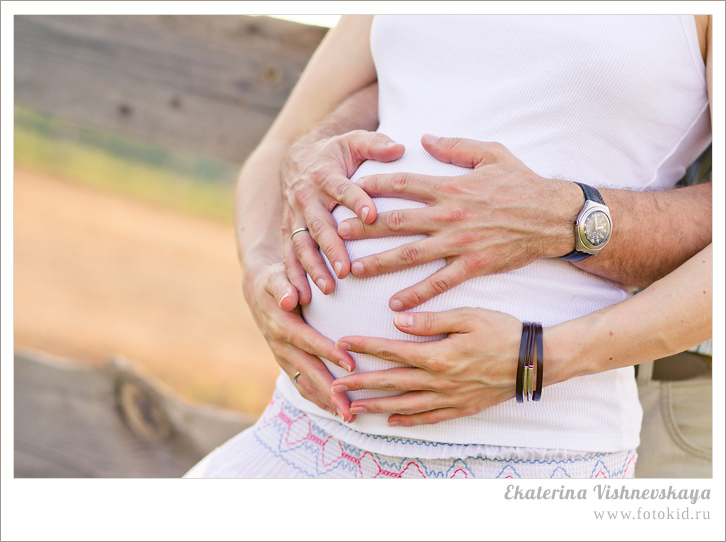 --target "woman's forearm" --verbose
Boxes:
[546,244,712,385]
